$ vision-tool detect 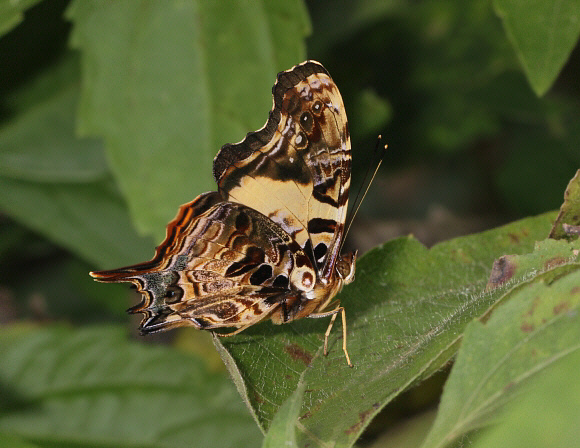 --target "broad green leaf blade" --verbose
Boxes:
[471,349,580,448]
[0,325,262,448]
[0,0,42,36]
[420,257,580,448]
[0,54,107,183]
[218,212,559,447]
[0,177,152,269]
[0,85,107,183]
[67,0,310,241]
[549,169,580,240]
[493,0,580,96]
[262,378,306,448]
